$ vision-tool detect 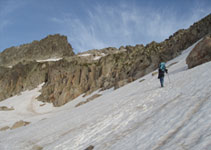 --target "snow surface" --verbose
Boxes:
[93,56,102,60]
[0,40,211,150]
[78,53,107,60]
[36,58,62,62]
[78,54,91,57]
